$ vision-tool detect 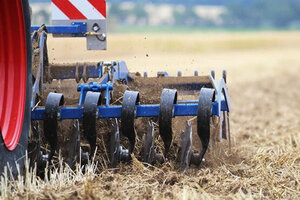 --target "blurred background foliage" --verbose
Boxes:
[30,0,300,32]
